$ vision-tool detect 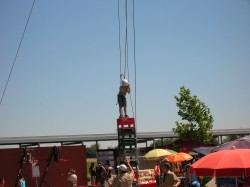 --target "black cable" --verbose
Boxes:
[125,0,134,118]
[133,0,136,117]
[132,0,138,171]
[124,0,128,76]
[132,0,136,120]
[0,0,36,106]
[118,0,122,76]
